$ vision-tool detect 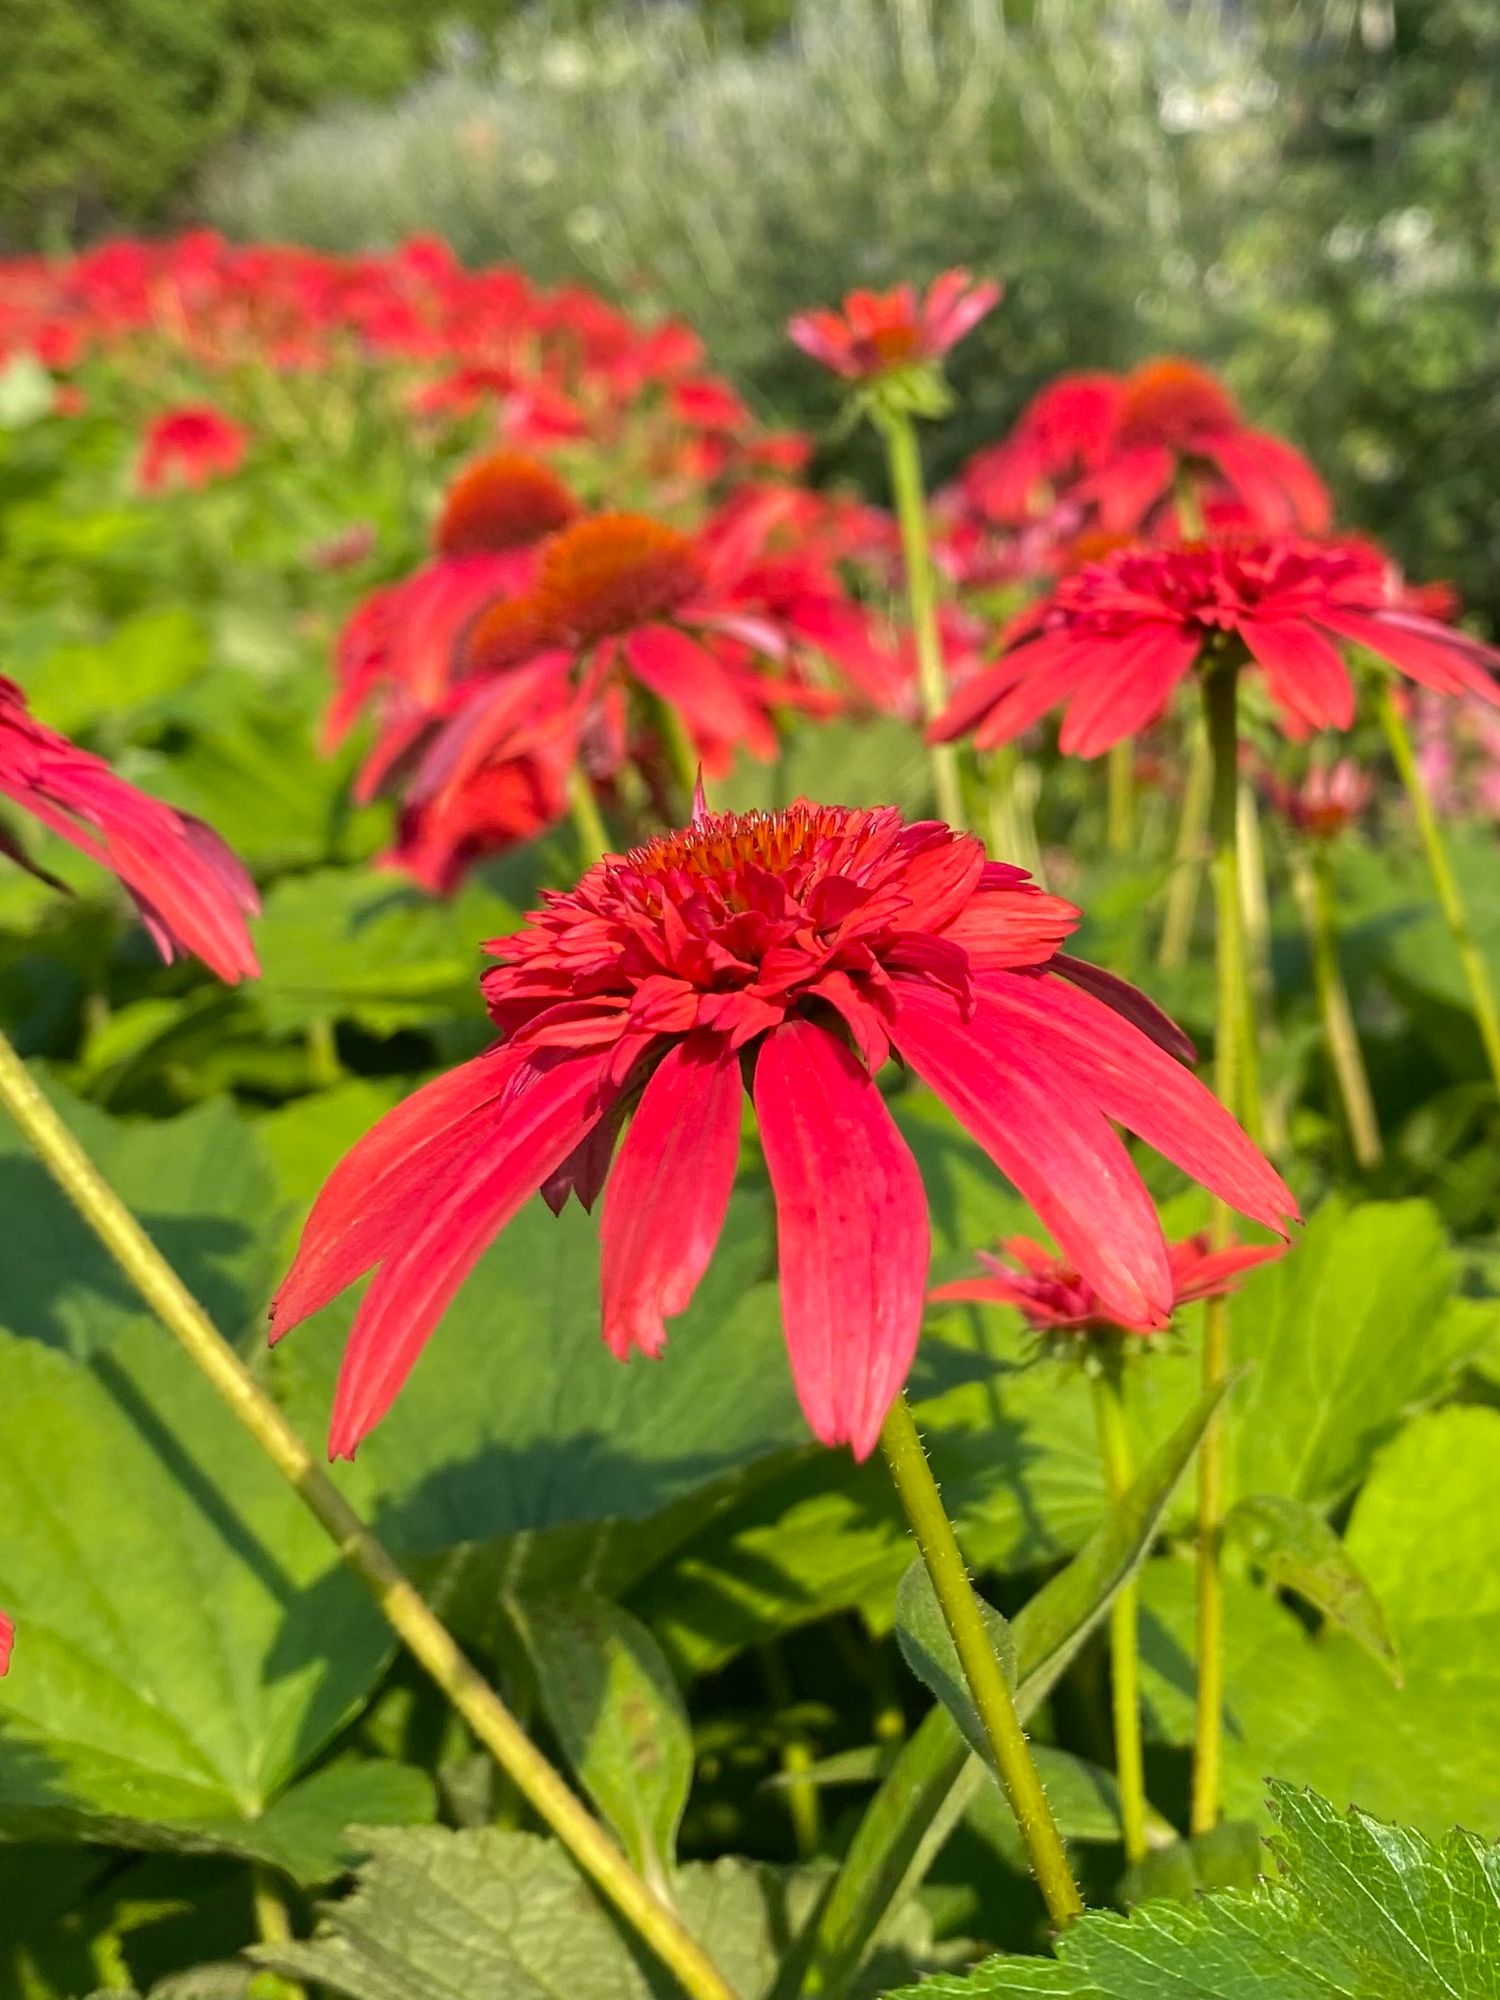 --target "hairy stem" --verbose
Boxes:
[0,1031,740,2000]
[1087,1356,1148,1866]
[1379,682,1500,1097]
[879,1393,1083,1925]
[1191,663,1245,1836]
[251,1865,307,2000]
[881,412,966,829]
